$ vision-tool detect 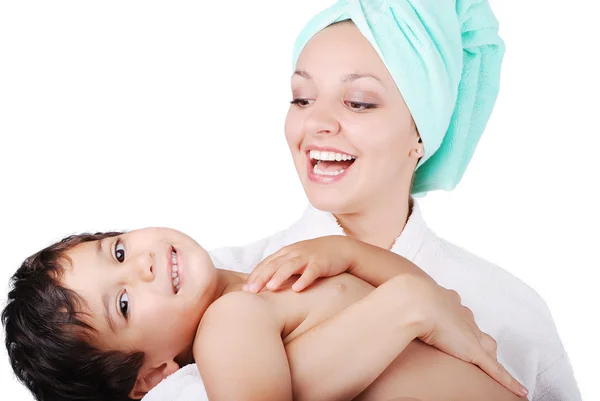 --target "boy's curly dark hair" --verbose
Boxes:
[2,232,145,401]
